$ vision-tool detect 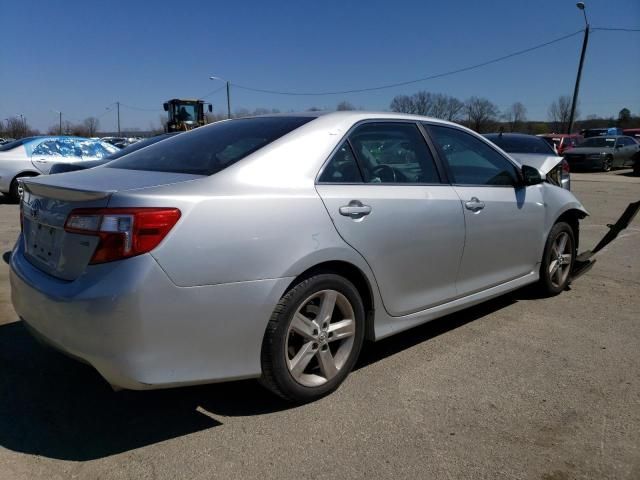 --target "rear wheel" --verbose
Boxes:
[9,173,36,203]
[538,222,575,296]
[260,274,365,403]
